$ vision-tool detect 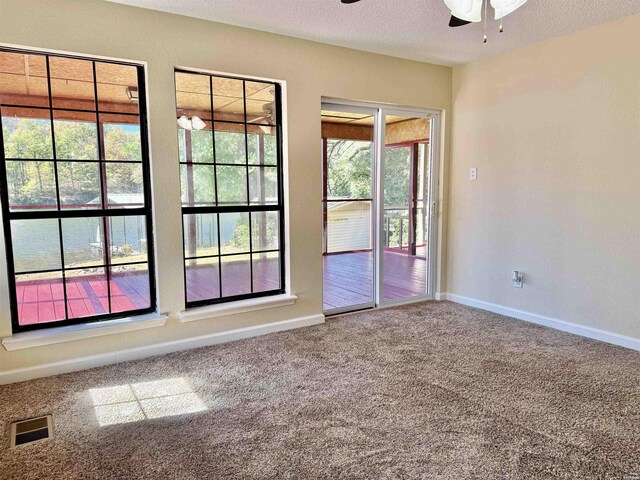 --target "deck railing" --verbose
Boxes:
[324,203,425,254]
[384,207,410,250]
[384,206,428,251]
